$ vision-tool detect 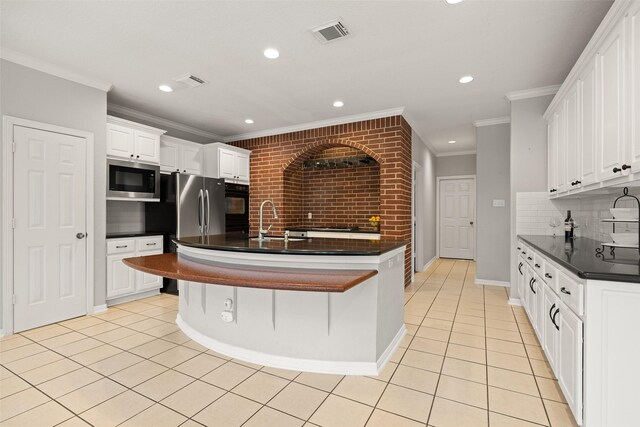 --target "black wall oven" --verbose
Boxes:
[107,159,160,201]
[225,183,249,233]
